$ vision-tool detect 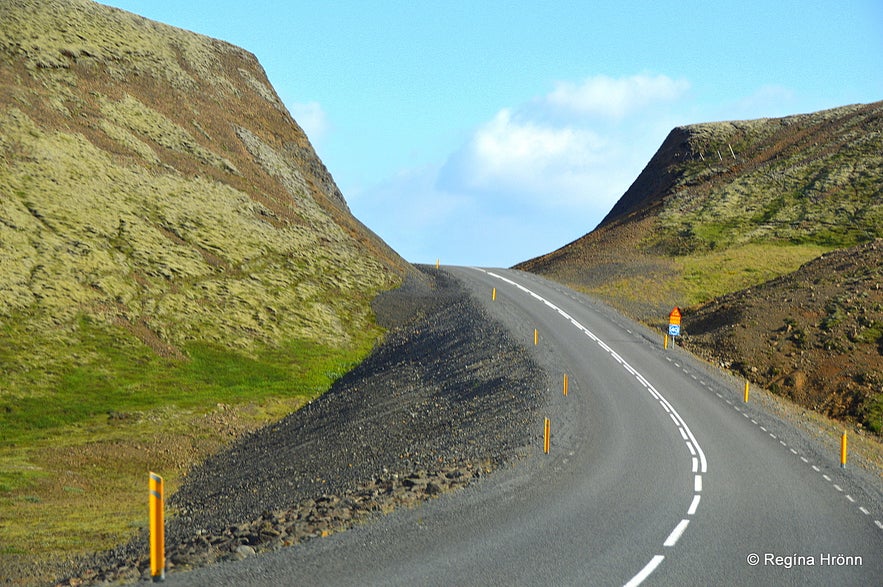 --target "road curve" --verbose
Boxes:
[168,267,883,586]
